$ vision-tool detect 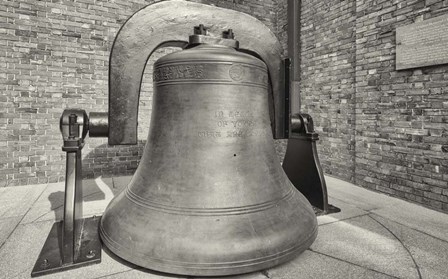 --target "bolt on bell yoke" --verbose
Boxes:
[188,24,239,48]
